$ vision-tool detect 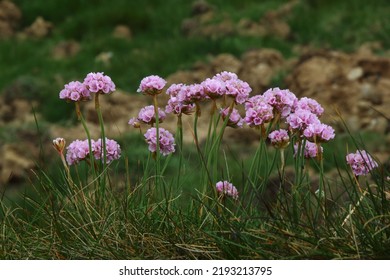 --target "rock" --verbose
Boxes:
[52,40,81,59]
[113,25,132,40]
[95,51,113,66]
[0,0,22,39]
[24,16,53,39]
[191,0,213,16]
[347,67,363,81]
[210,53,242,74]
